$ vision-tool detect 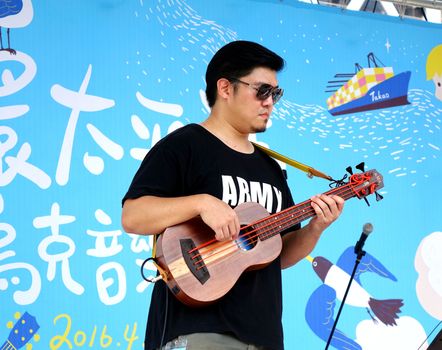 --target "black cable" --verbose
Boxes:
[140,257,158,283]
[140,257,169,349]
[159,284,169,349]
[417,320,442,350]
